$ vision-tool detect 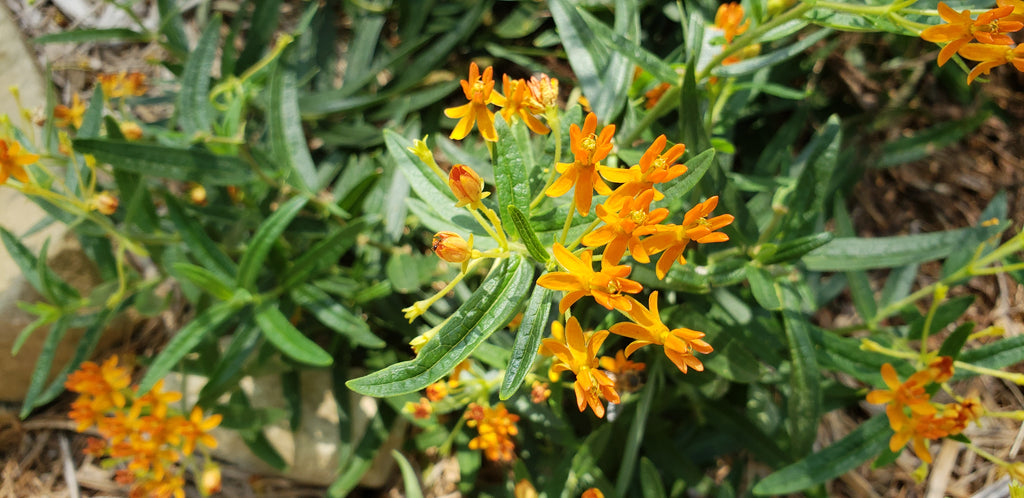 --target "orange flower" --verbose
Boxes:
[530,381,551,403]
[120,121,143,140]
[642,196,734,279]
[958,43,1024,83]
[99,71,149,99]
[536,243,642,313]
[920,2,1022,66]
[0,139,39,185]
[404,397,433,419]
[448,359,472,387]
[610,292,713,373]
[541,317,620,418]
[449,164,490,209]
[526,74,560,113]
[582,189,669,265]
[91,192,120,215]
[432,231,471,263]
[600,135,687,209]
[644,82,671,109]
[53,93,86,129]
[600,350,646,394]
[582,489,605,498]
[425,382,448,402]
[545,112,615,215]
[177,406,221,456]
[465,402,520,462]
[715,2,750,43]
[997,0,1024,19]
[444,62,506,141]
[866,363,938,432]
[500,74,549,134]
